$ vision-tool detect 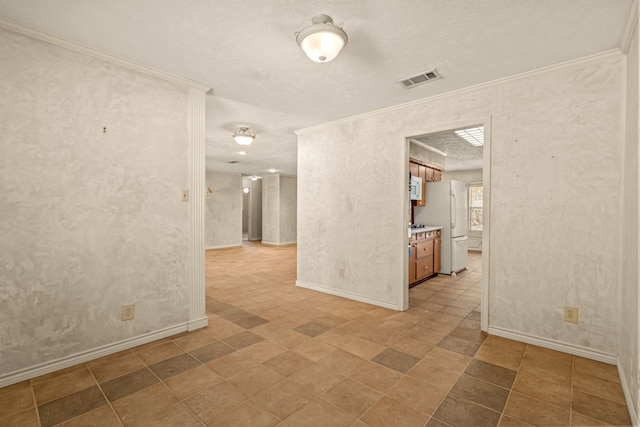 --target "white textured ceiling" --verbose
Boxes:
[0,0,632,176]
[413,130,484,172]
